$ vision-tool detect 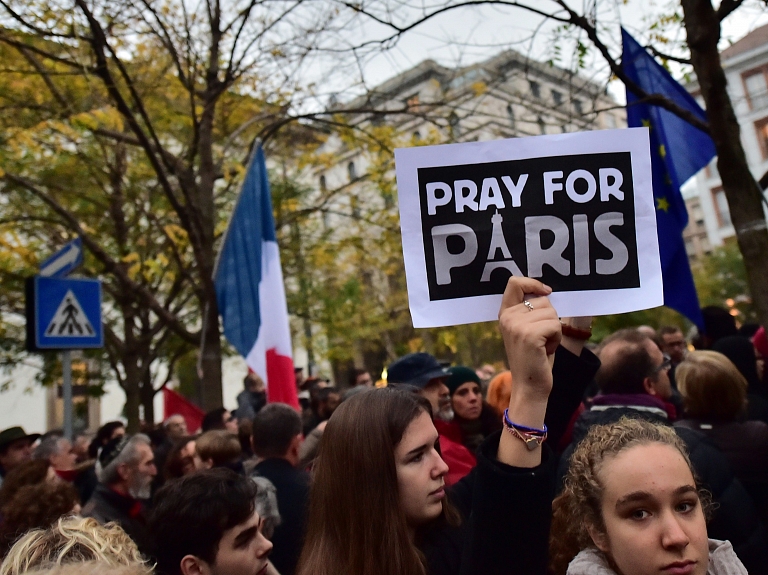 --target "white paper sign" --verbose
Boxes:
[394,128,662,328]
